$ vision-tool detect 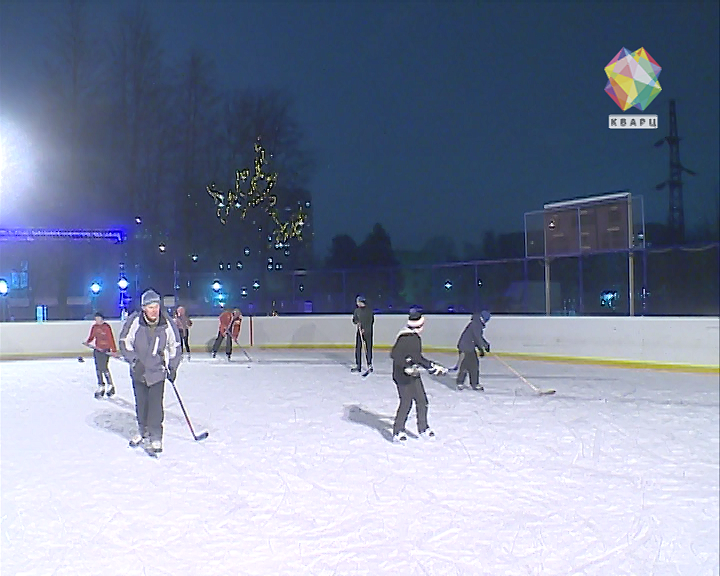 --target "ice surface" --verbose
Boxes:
[1,350,718,576]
